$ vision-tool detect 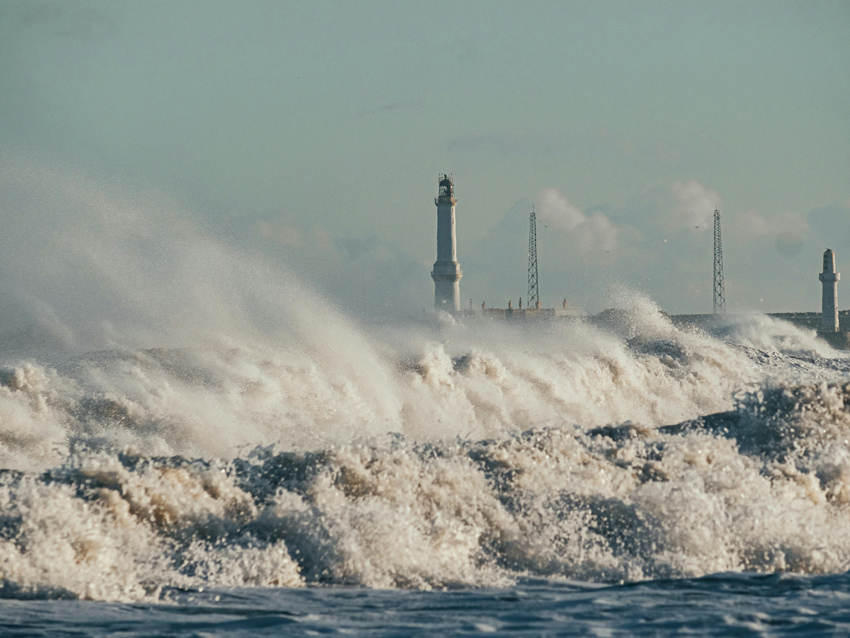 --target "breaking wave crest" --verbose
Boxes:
[0,298,812,471]
[1,302,850,601]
